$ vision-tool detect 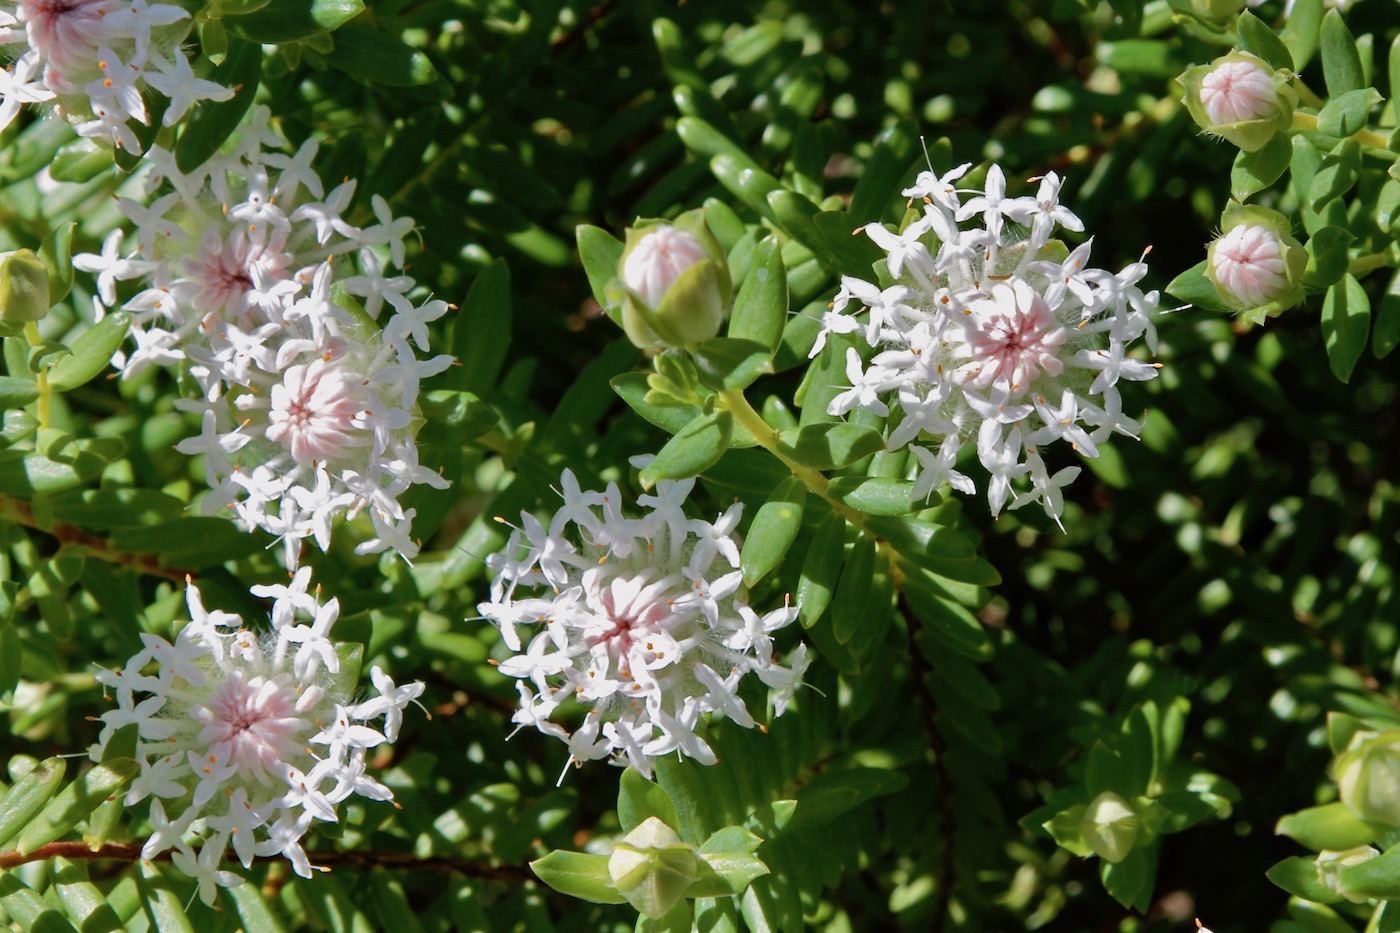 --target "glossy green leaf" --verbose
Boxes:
[1317,87,1383,138]
[740,477,807,587]
[826,476,922,515]
[1321,274,1370,382]
[1373,268,1400,358]
[1267,856,1344,903]
[903,565,994,661]
[796,509,847,627]
[228,883,291,933]
[176,37,262,173]
[1308,139,1361,212]
[38,221,75,307]
[578,225,625,324]
[1338,842,1400,898]
[1165,260,1232,313]
[1276,802,1382,850]
[330,23,440,86]
[785,767,908,833]
[776,423,883,470]
[45,312,130,391]
[447,260,511,394]
[15,758,137,854]
[109,516,268,568]
[1280,0,1323,69]
[0,619,18,699]
[830,534,876,645]
[417,389,498,444]
[620,769,682,835]
[692,338,773,392]
[865,514,975,561]
[0,757,65,849]
[728,235,787,352]
[0,449,106,495]
[1231,131,1292,201]
[530,851,627,904]
[639,410,733,486]
[708,153,781,225]
[1302,226,1354,289]
[227,0,364,43]
[1100,844,1156,911]
[1320,10,1364,97]
[51,859,125,933]
[848,122,916,225]
[0,376,39,408]
[1236,11,1294,71]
